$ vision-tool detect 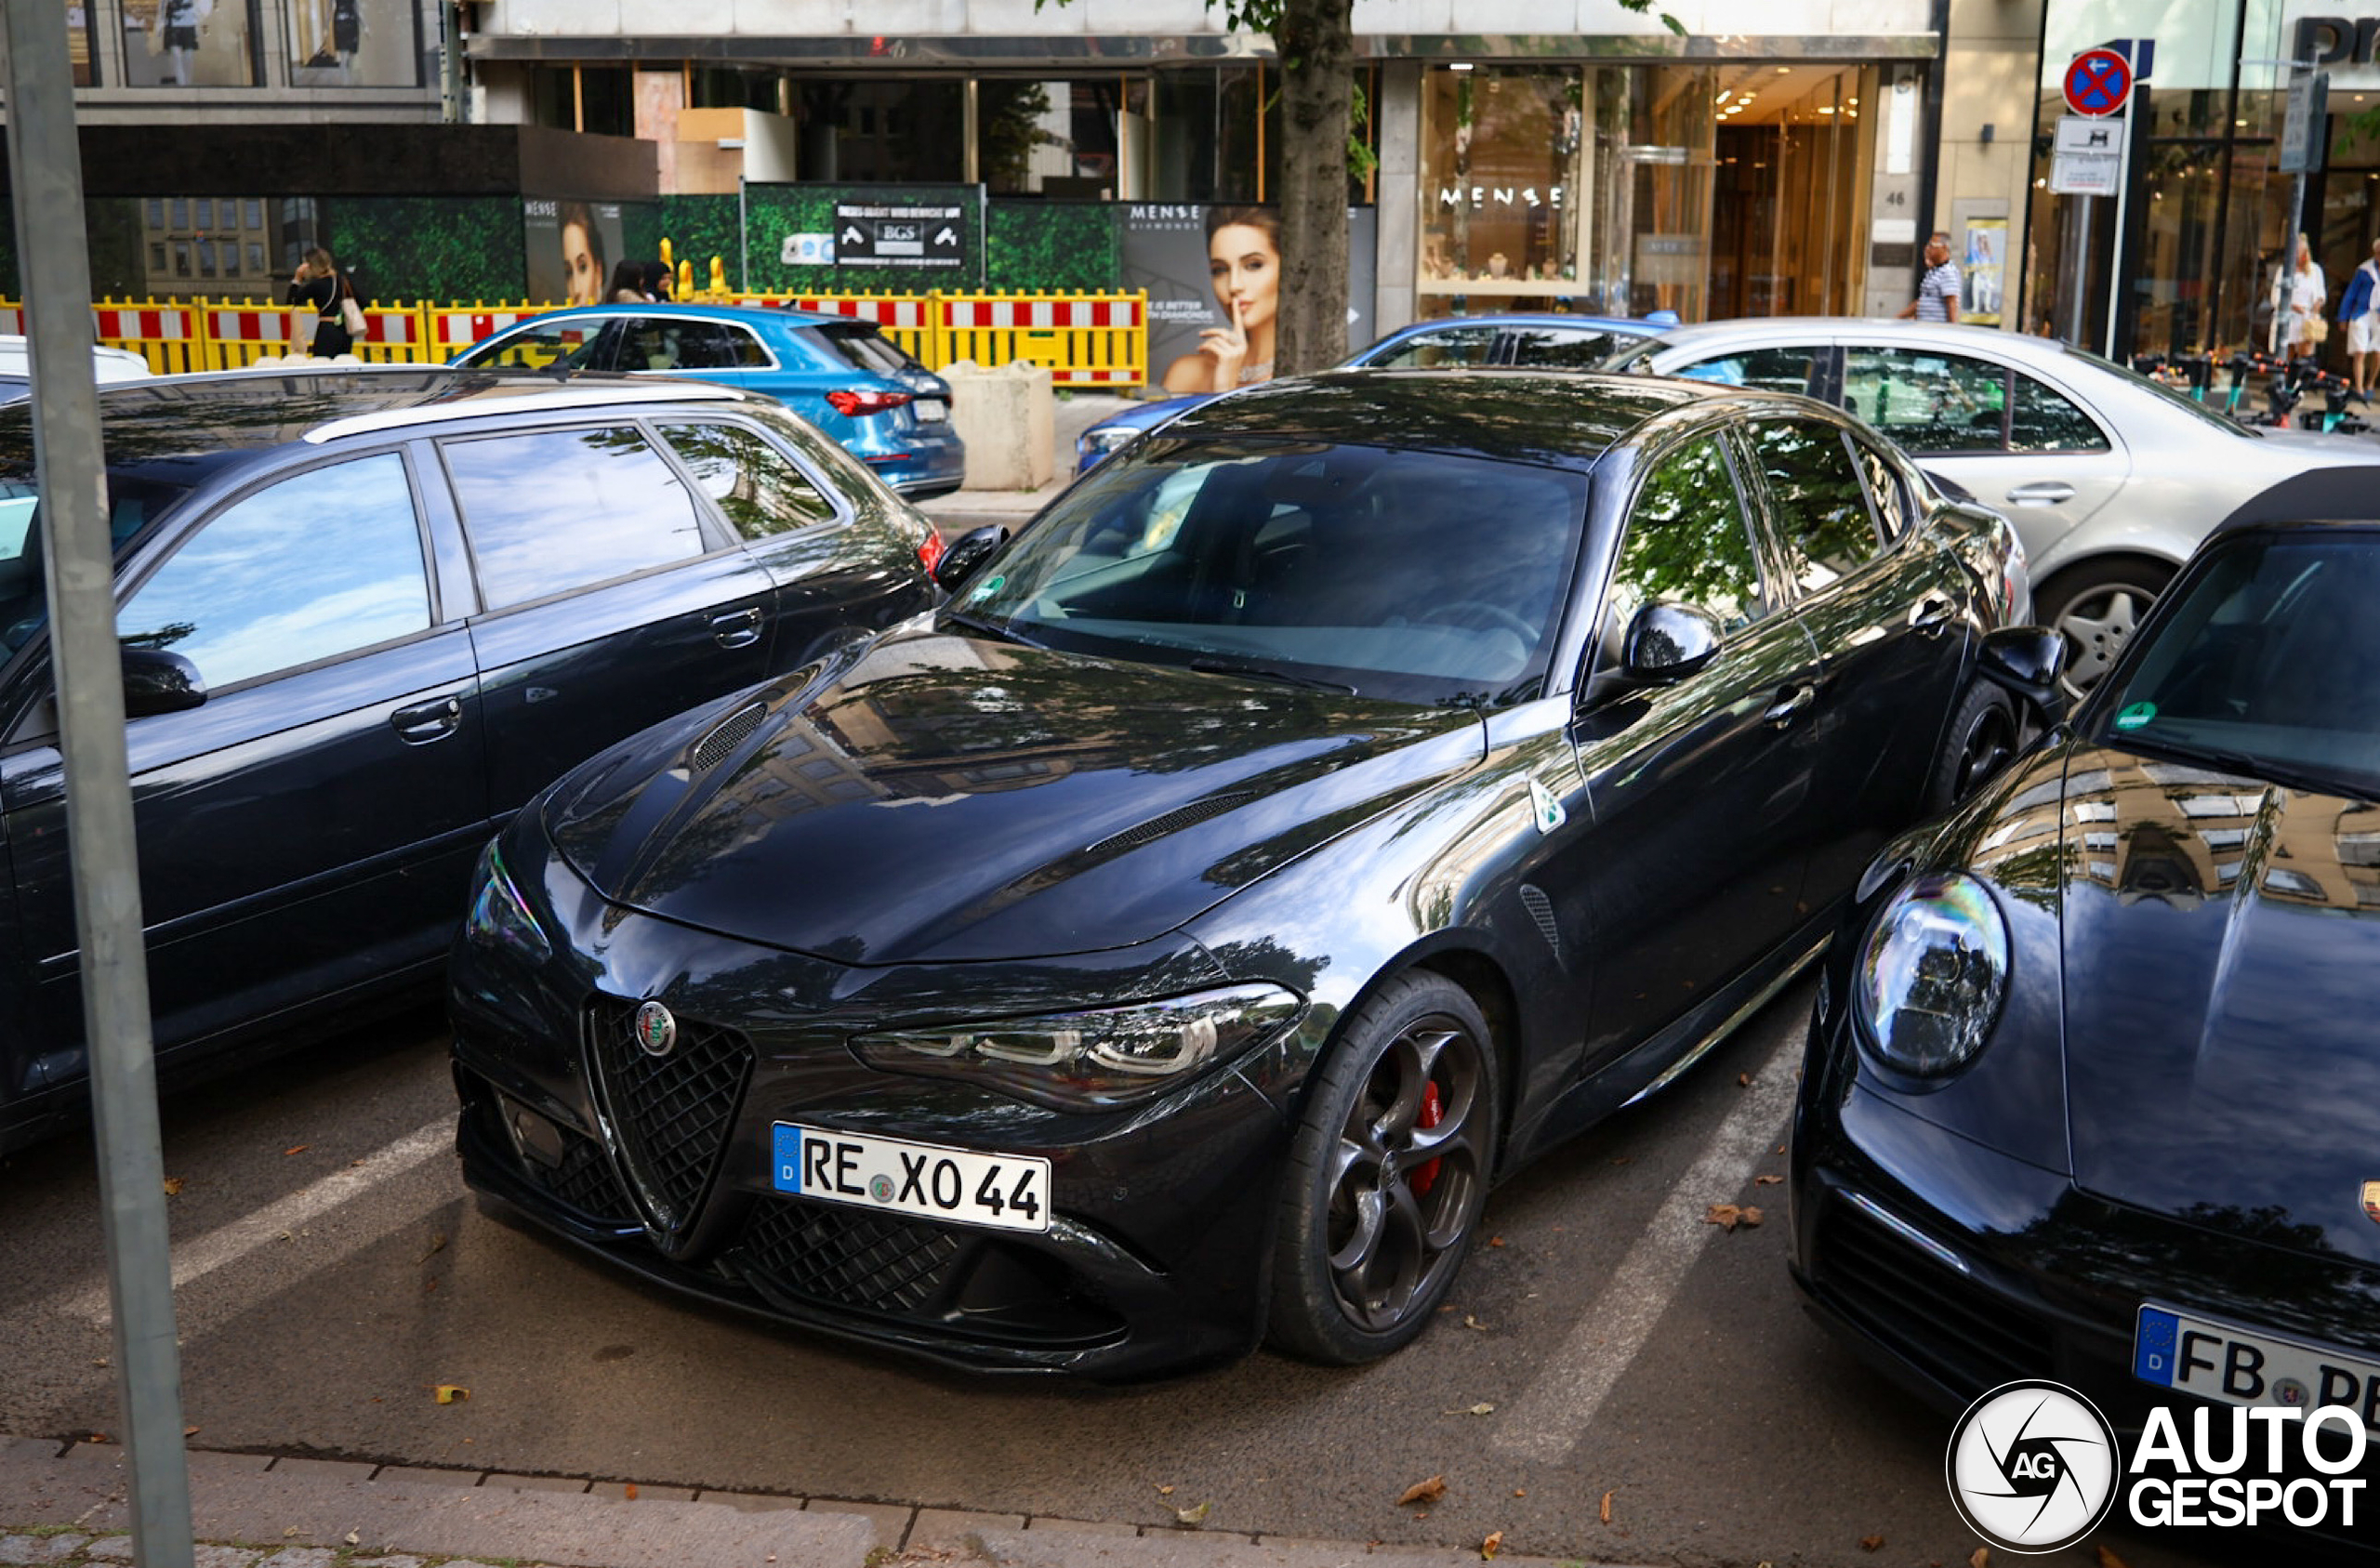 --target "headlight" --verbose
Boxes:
[1852,872,2009,1077]
[465,840,552,966]
[1078,426,1140,461]
[853,985,1304,1111]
